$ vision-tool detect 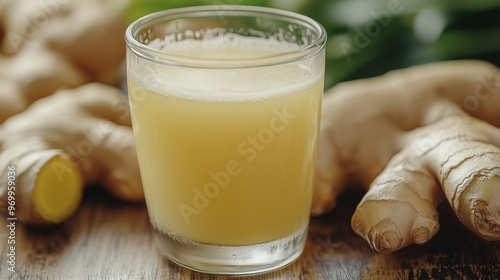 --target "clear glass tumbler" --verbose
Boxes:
[125,5,326,275]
